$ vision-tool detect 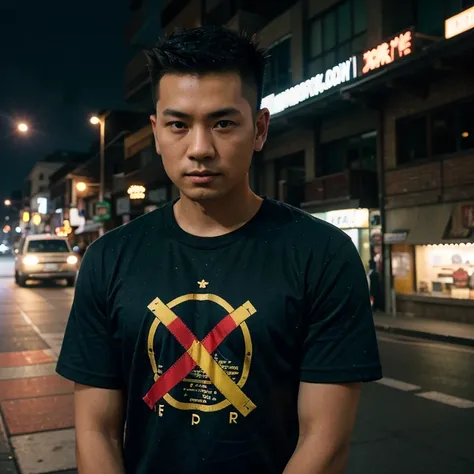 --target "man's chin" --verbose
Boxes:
[181,187,224,202]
